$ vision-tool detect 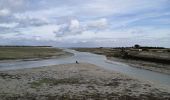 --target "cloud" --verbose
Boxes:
[0,24,60,42]
[0,9,10,16]
[13,7,74,23]
[0,0,25,13]
[86,18,108,30]
[55,19,83,37]
[0,0,170,47]
[69,19,80,31]
[0,22,18,28]
[55,18,109,38]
